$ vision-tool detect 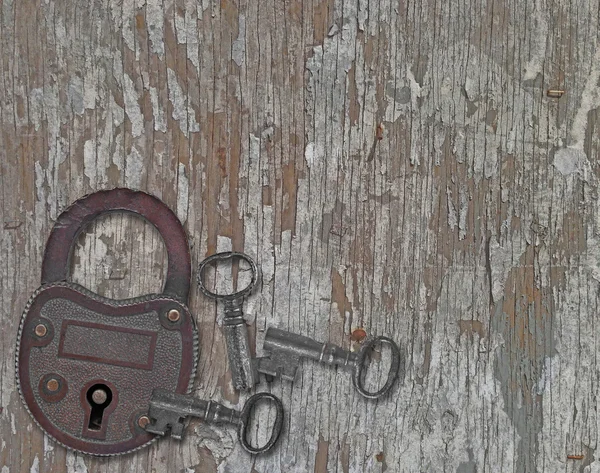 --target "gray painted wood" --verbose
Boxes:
[1,0,600,471]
